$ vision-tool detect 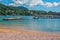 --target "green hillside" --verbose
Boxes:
[0,3,29,16]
